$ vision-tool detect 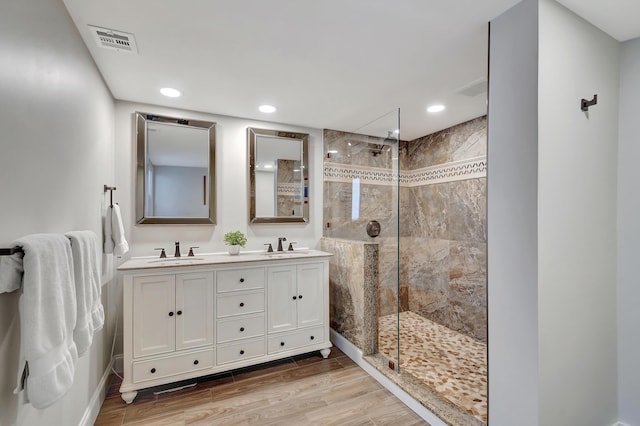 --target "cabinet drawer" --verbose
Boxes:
[217,313,265,343]
[267,326,325,354]
[216,290,264,317]
[217,268,265,293]
[216,338,265,365]
[132,348,214,384]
